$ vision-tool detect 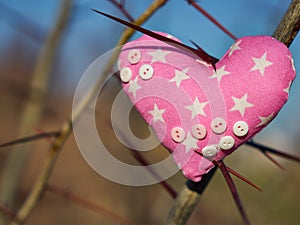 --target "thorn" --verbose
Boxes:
[0,131,60,148]
[190,39,217,71]
[261,151,285,170]
[92,9,218,66]
[214,160,251,225]
[247,140,300,164]
[225,166,262,192]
